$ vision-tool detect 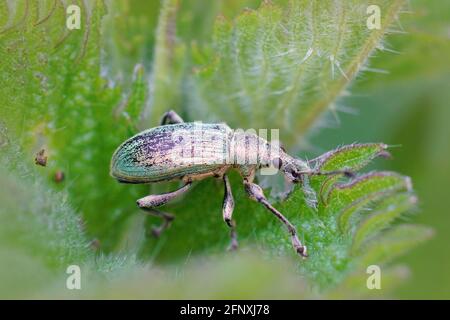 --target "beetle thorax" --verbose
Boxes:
[230,130,283,167]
